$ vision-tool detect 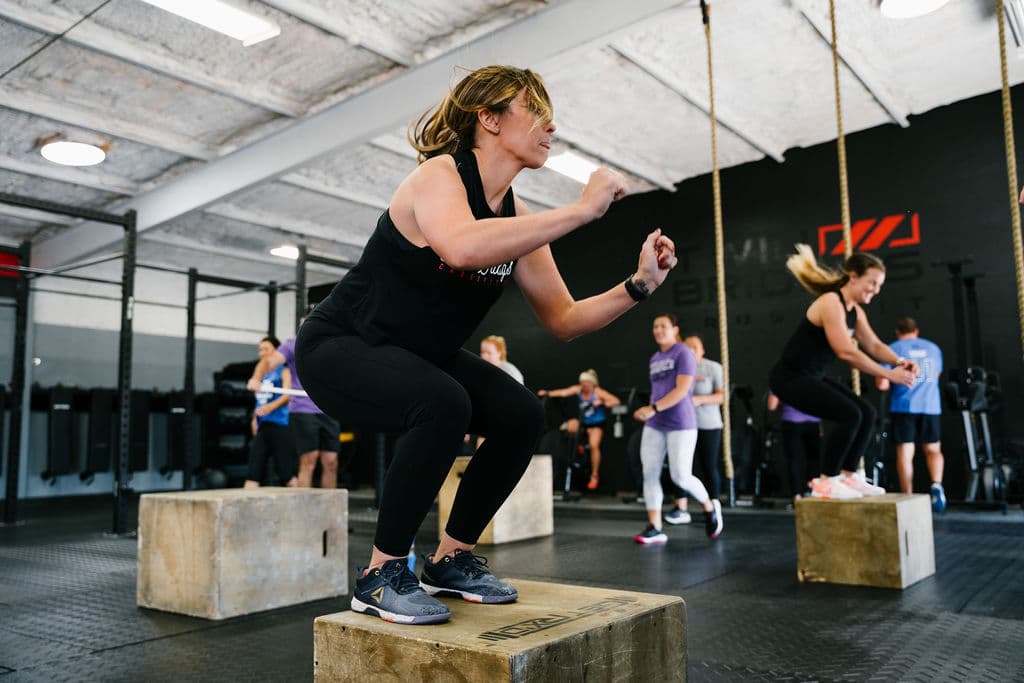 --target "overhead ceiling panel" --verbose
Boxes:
[0,16,48,71]
[295,143,417,207]
[0,168,122,206]
[77,0,395,116]
[151,210,362,264]
[544,46,762,187]
[0,213,45,245]
[211,181,382,246]
[1,40,280,152]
